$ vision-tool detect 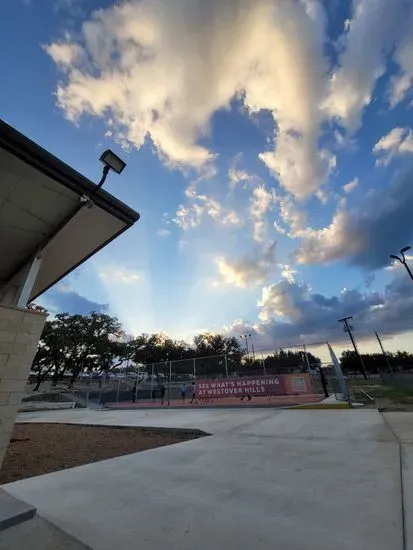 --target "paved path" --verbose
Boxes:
[2,409,410,549]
